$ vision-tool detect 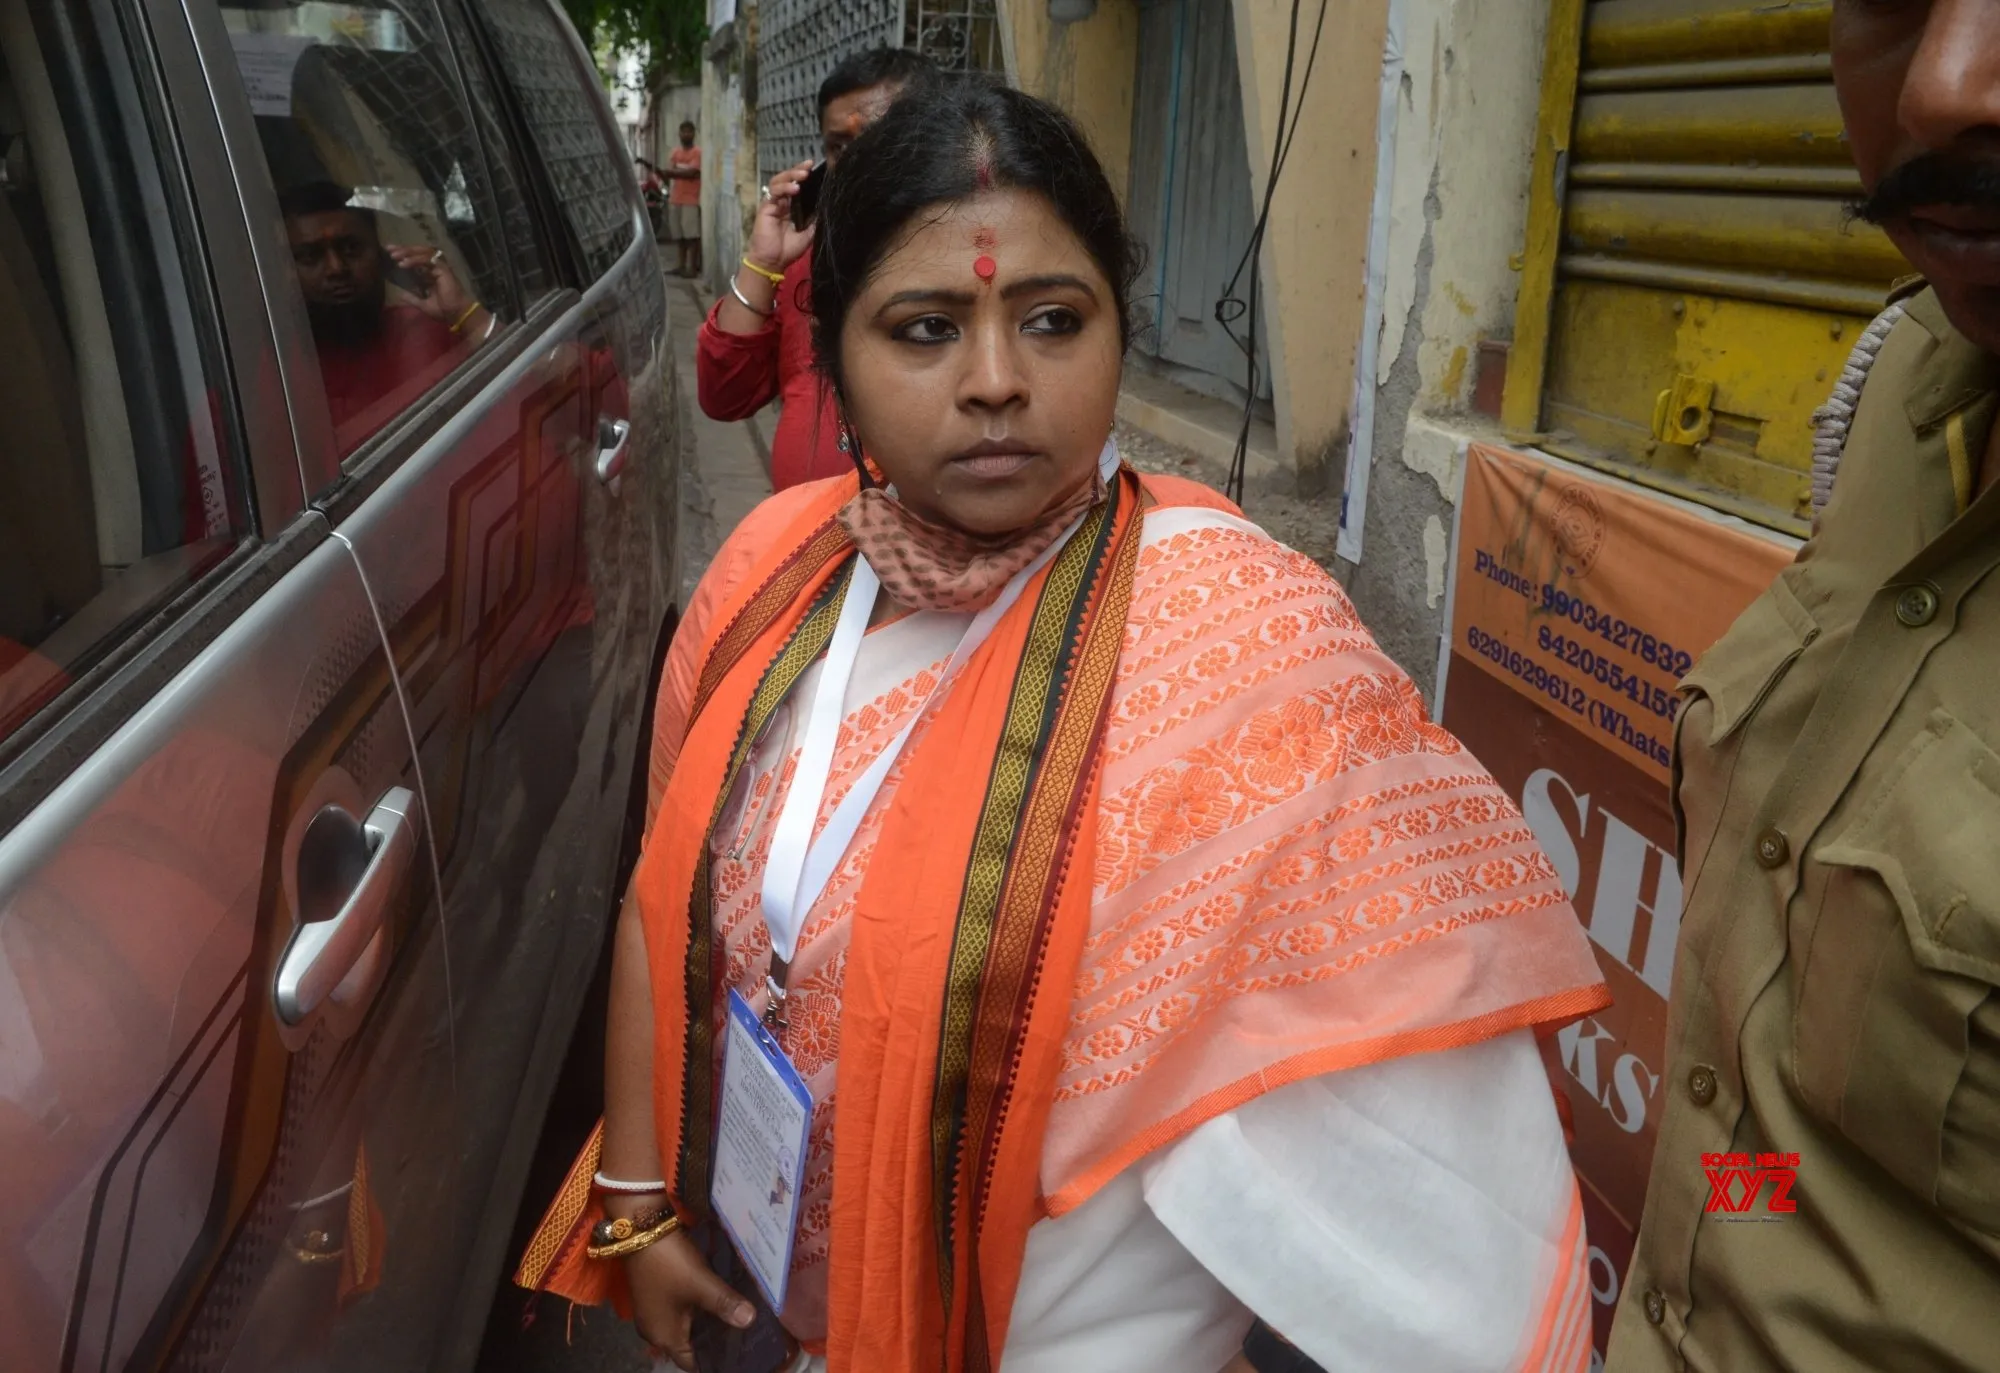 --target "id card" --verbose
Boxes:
[711,989,813,1311]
